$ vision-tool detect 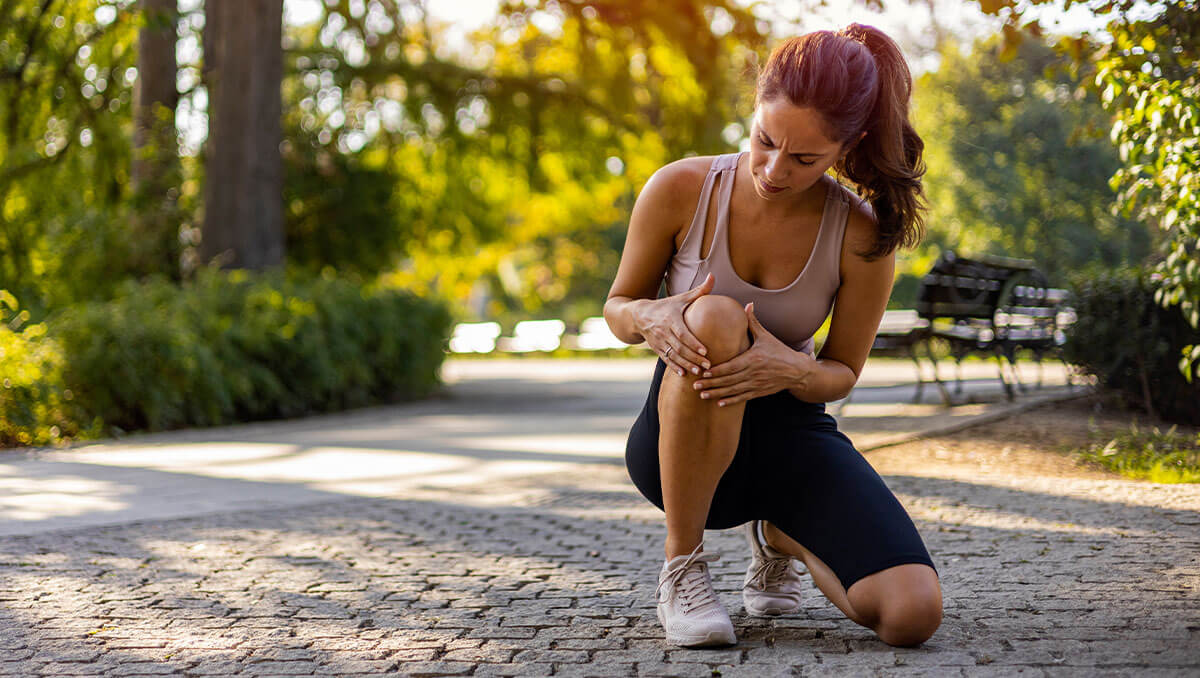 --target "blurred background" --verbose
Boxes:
[1,0,1196,447]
